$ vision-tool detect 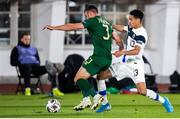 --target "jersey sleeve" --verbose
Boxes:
[135,35,146,47]
[82,18,95,29]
